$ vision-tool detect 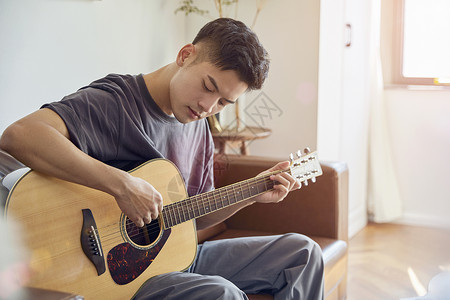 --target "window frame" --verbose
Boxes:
[393,0,449,86]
